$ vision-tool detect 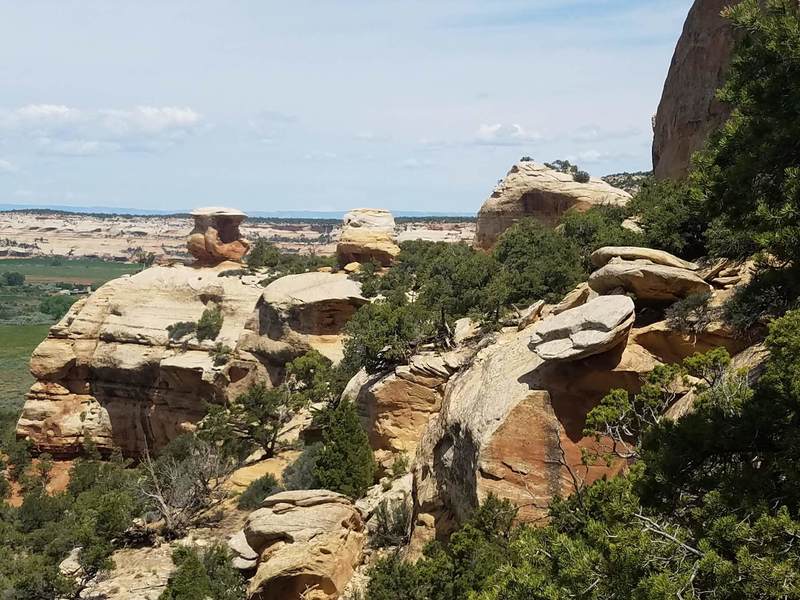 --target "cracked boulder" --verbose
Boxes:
[529,295,635,361]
